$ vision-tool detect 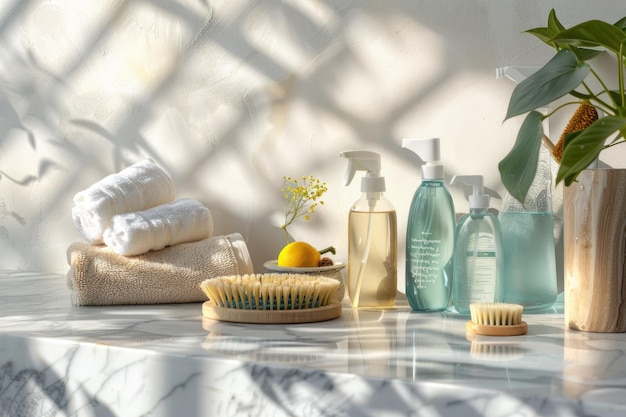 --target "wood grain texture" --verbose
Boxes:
[202,301,342,324]
[564,169,626,332]
[465,321,528,336]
